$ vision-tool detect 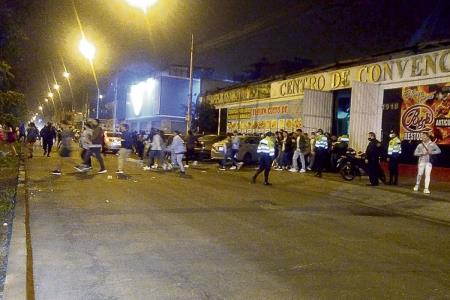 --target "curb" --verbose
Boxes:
[3,158,33,300]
